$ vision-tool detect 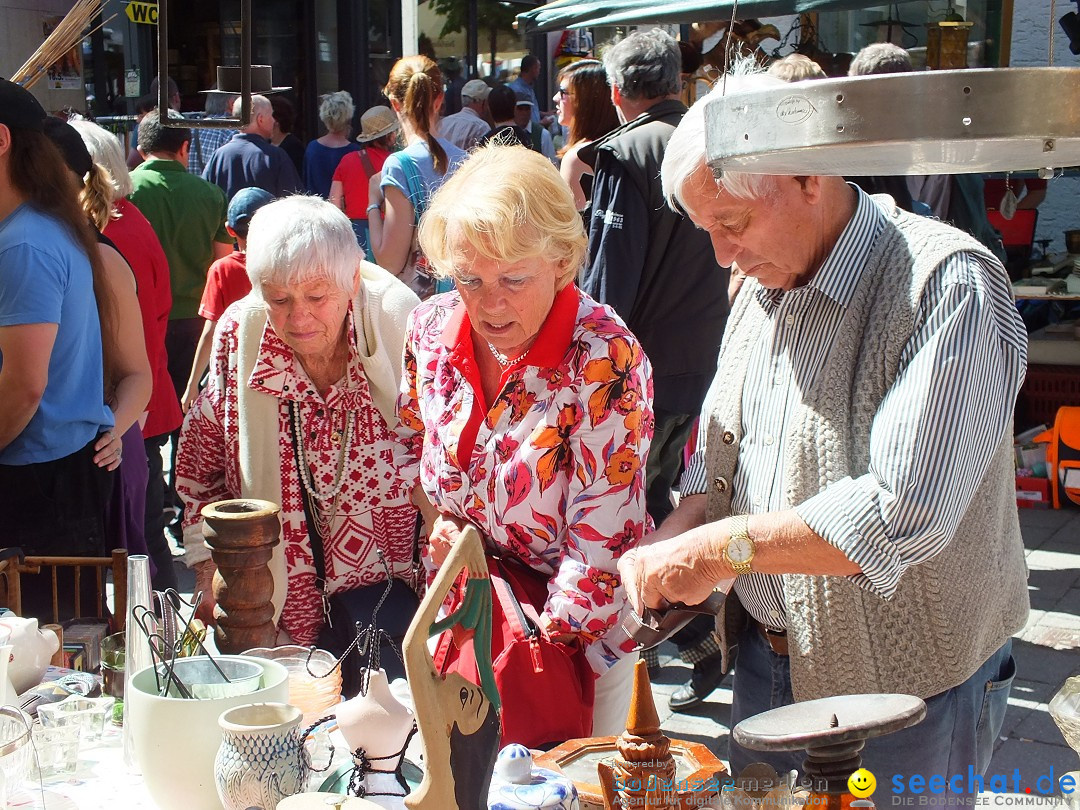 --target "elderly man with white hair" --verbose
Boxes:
[176,196,421,692]
[618,71,1029,780]
[202,94,302,200]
